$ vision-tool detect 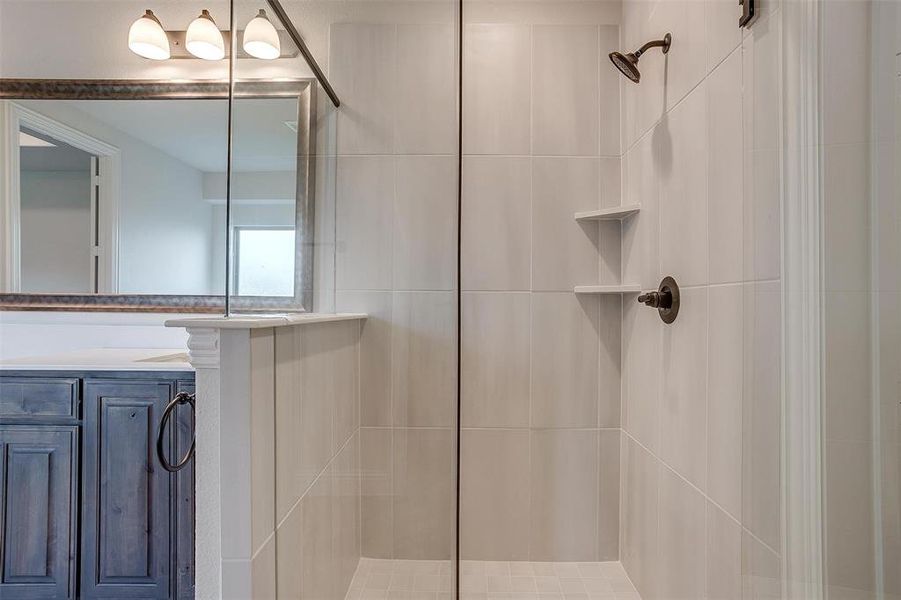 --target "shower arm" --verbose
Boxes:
[633,38,669,58]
